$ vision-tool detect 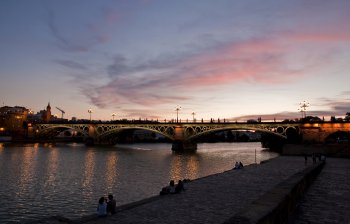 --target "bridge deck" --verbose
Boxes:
[81,156,314,224]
